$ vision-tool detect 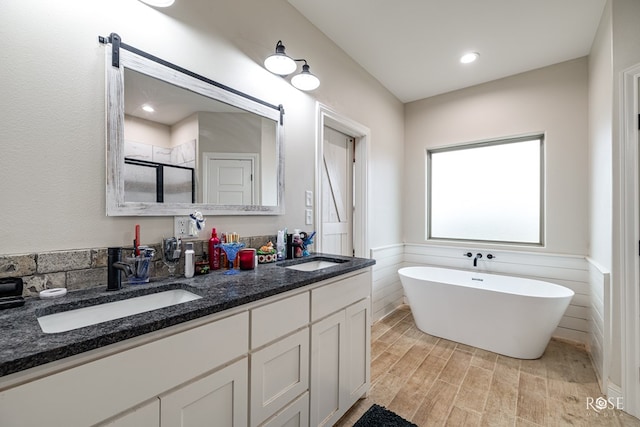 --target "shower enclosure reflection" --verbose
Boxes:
[123,69,278,207]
